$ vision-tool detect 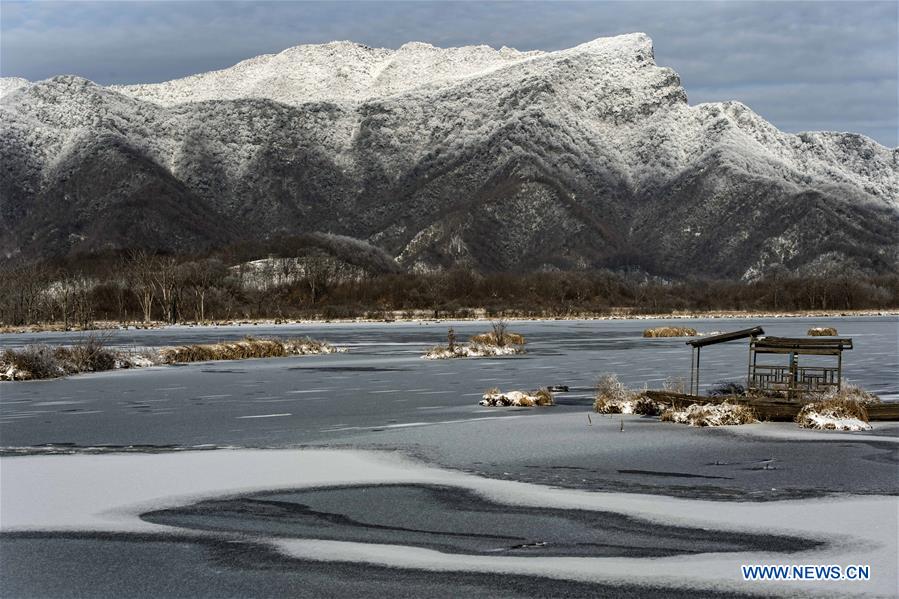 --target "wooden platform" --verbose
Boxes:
[644,390,899,422]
